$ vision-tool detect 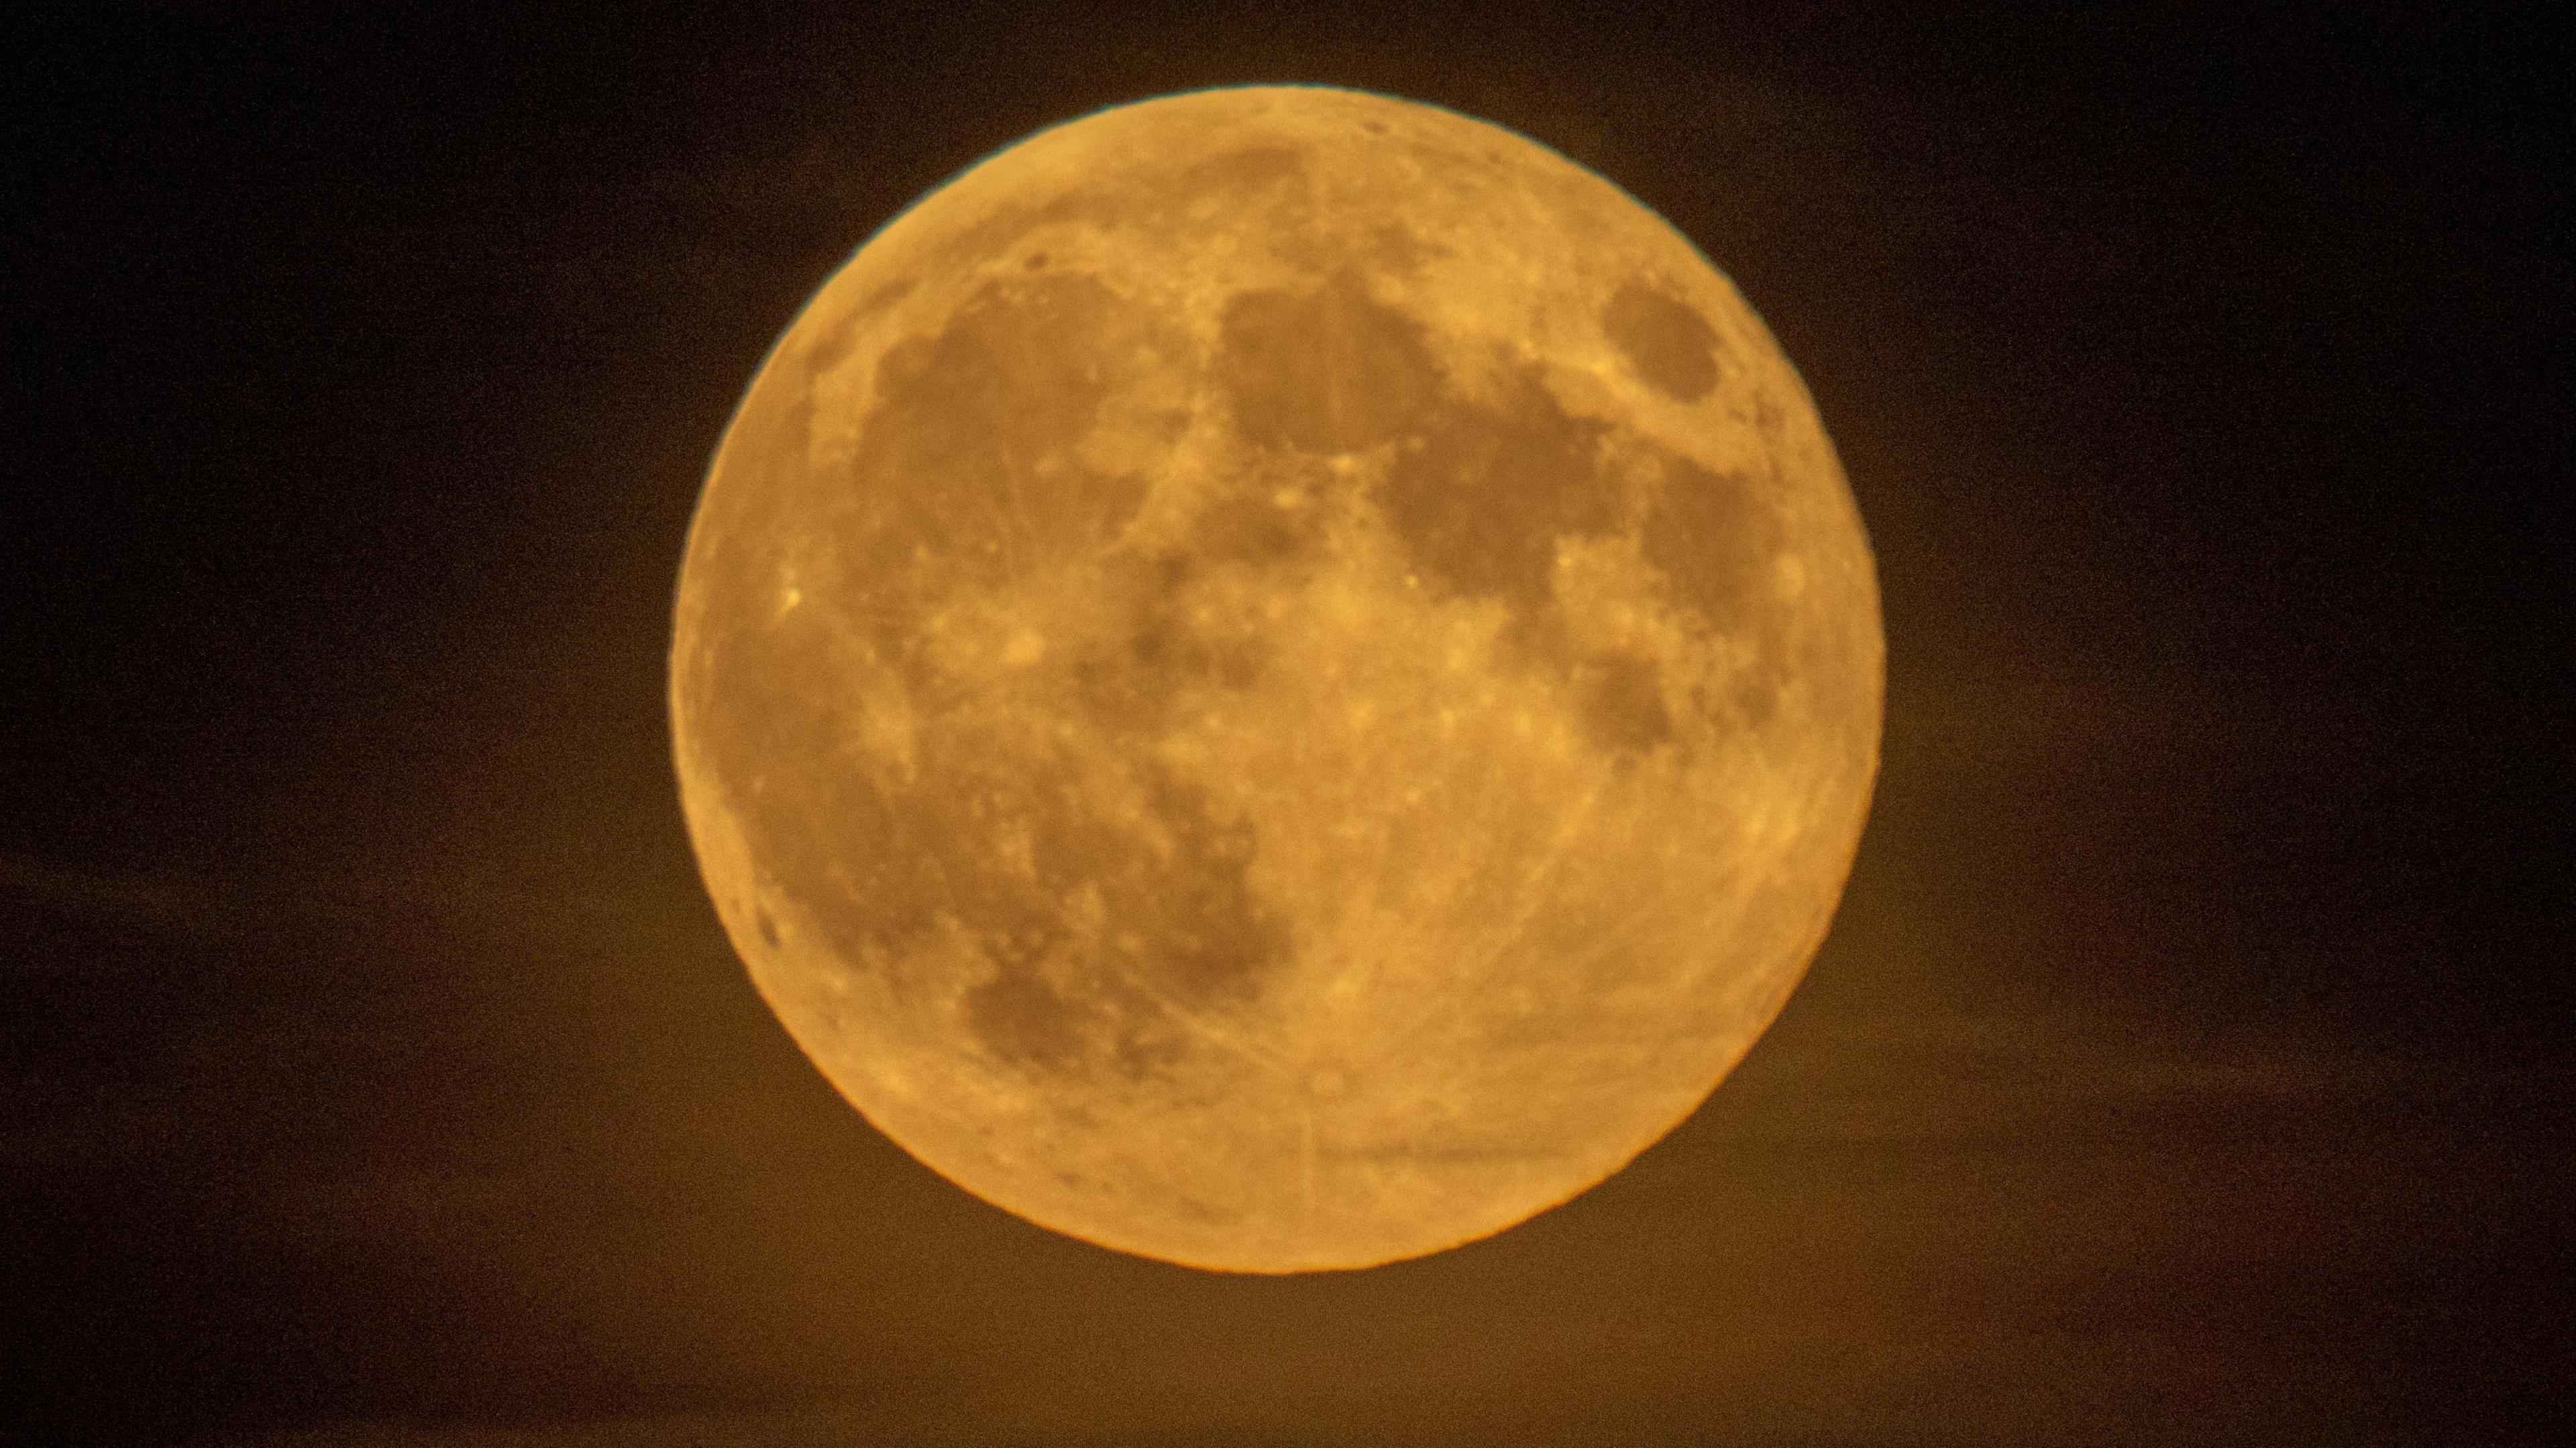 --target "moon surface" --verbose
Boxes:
[670,86,1881,1272]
